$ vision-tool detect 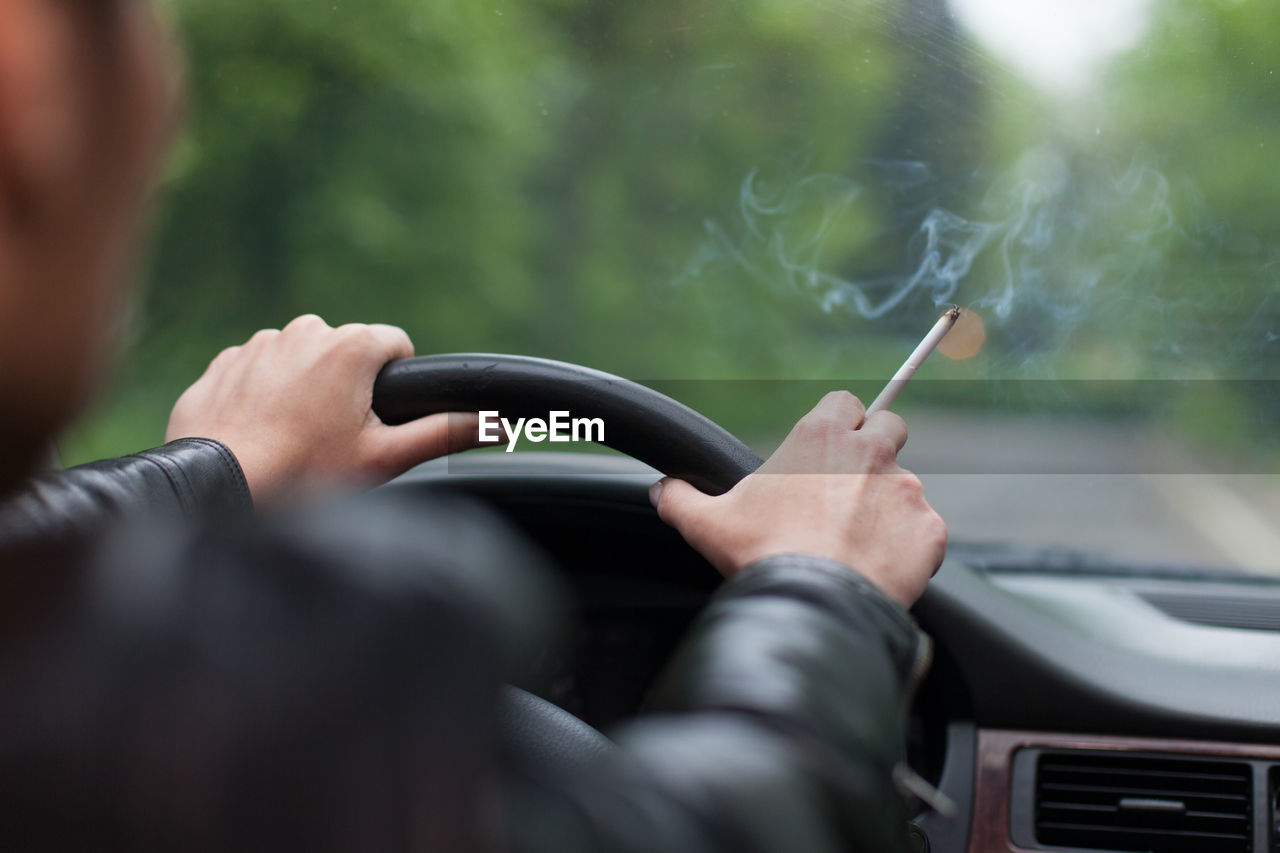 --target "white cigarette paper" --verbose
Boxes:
[865,306,961,417]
